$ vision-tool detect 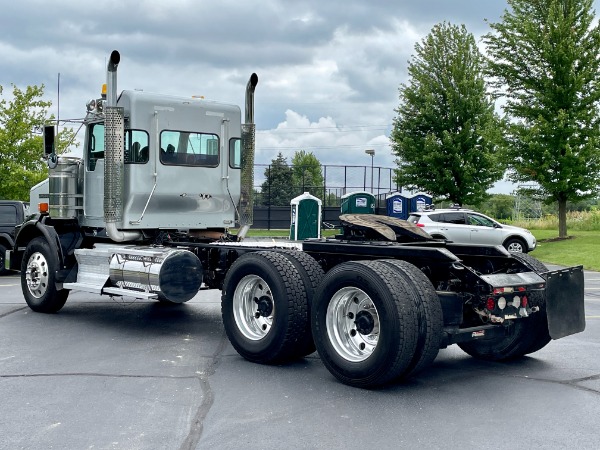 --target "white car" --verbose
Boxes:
[407,208,536,253]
